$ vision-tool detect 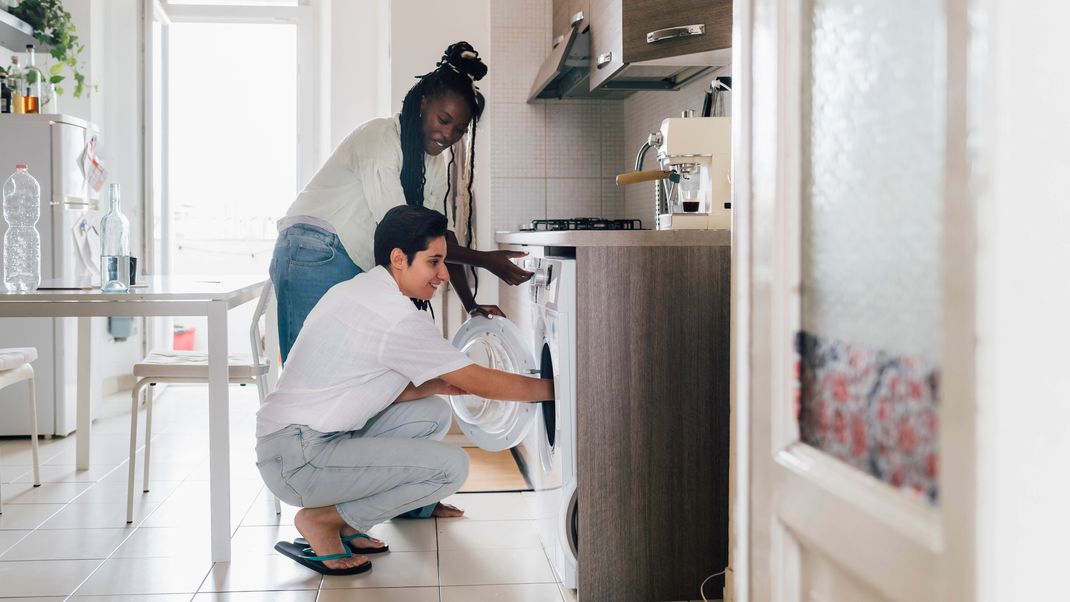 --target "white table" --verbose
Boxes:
[0,275,267,562]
